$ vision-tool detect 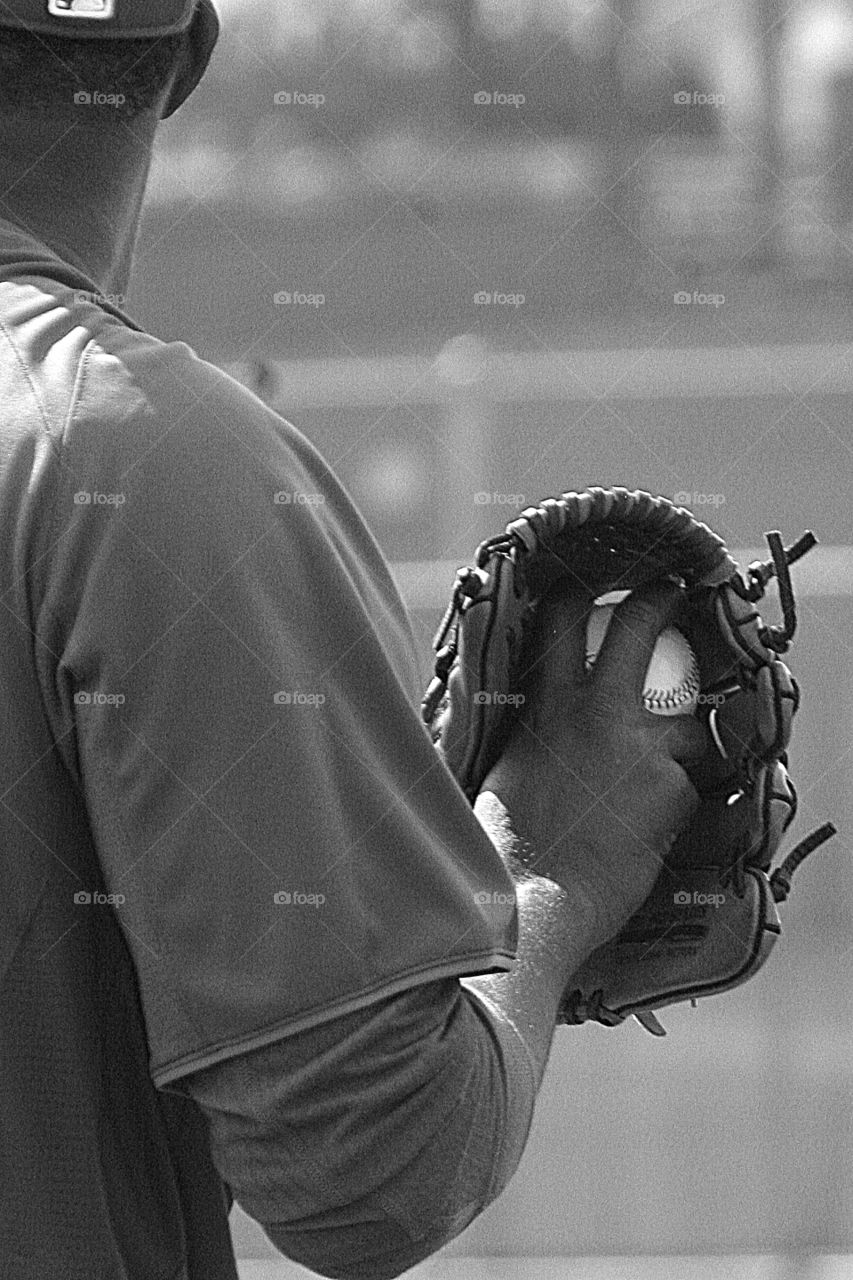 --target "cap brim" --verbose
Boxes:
[162,0,219,117]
